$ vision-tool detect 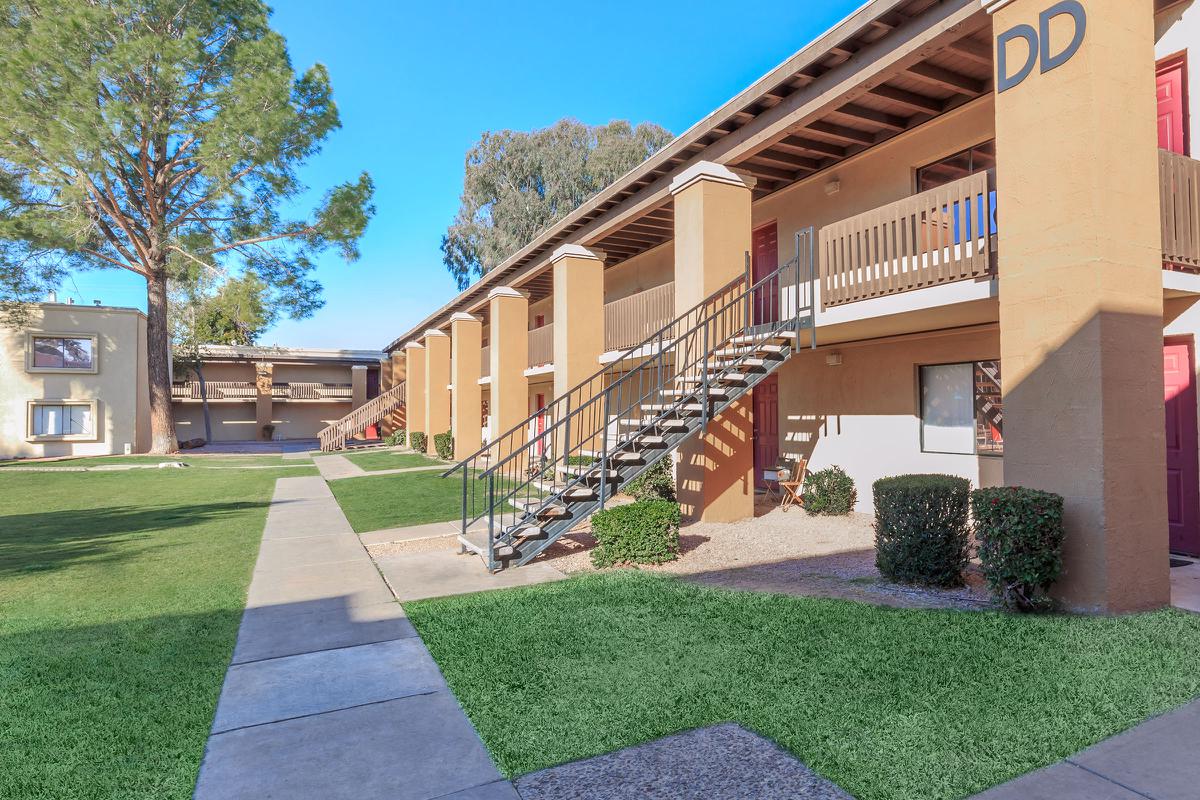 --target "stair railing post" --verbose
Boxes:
[744,250,752,333]
[461,461,469,537]
[486,472,495,571]
[599,390,610,511]
[794,231,802,338]
[701,319,710,427]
